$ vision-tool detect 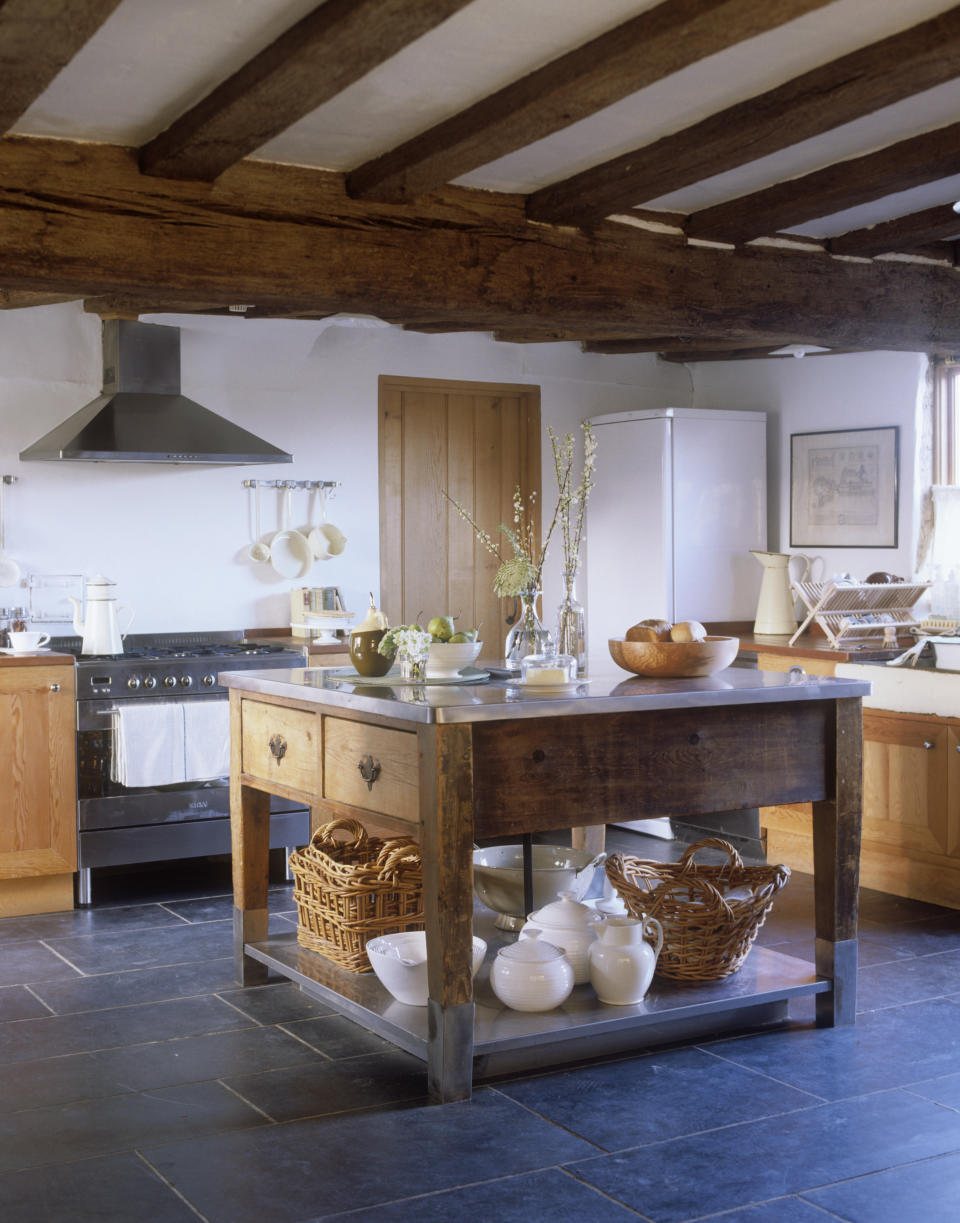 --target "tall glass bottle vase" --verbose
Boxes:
[505,588,552,663]
[555,570,586,676]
